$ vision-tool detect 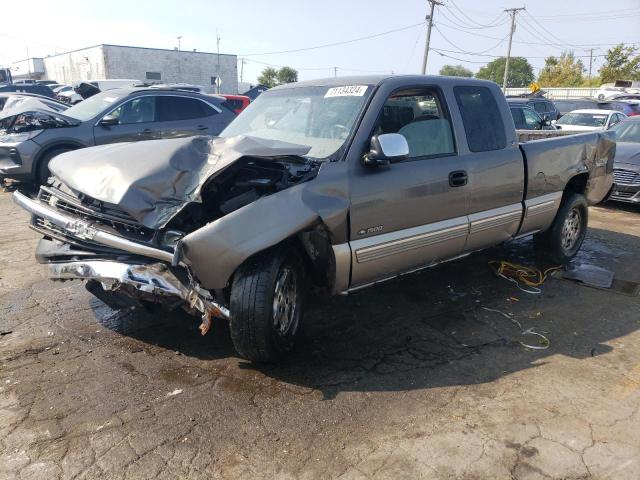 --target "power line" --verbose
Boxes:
[433,24,508,55]
[440,6,508,30]
[239,22,424,56]
[448,0,508,28]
